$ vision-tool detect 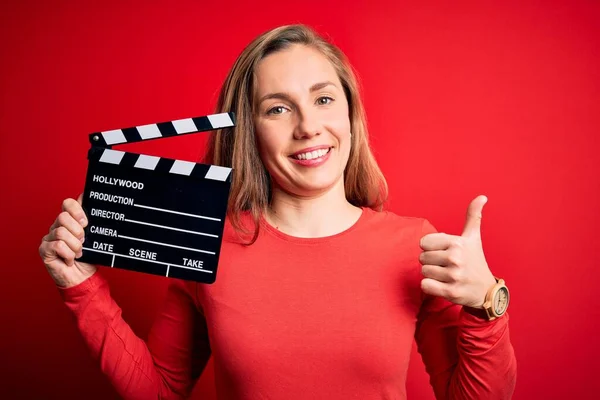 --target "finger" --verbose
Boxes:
[54,241,76,266]
[421,264,453,283]
[421,278,453,300]
[42,240,76,267]
[420,233,454,251]
[47,226,83,256]
[50,211,86,242]
[462,195,487,238]
[77,193,83,205]
[419,250,452,266]
[61,198,88,228]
